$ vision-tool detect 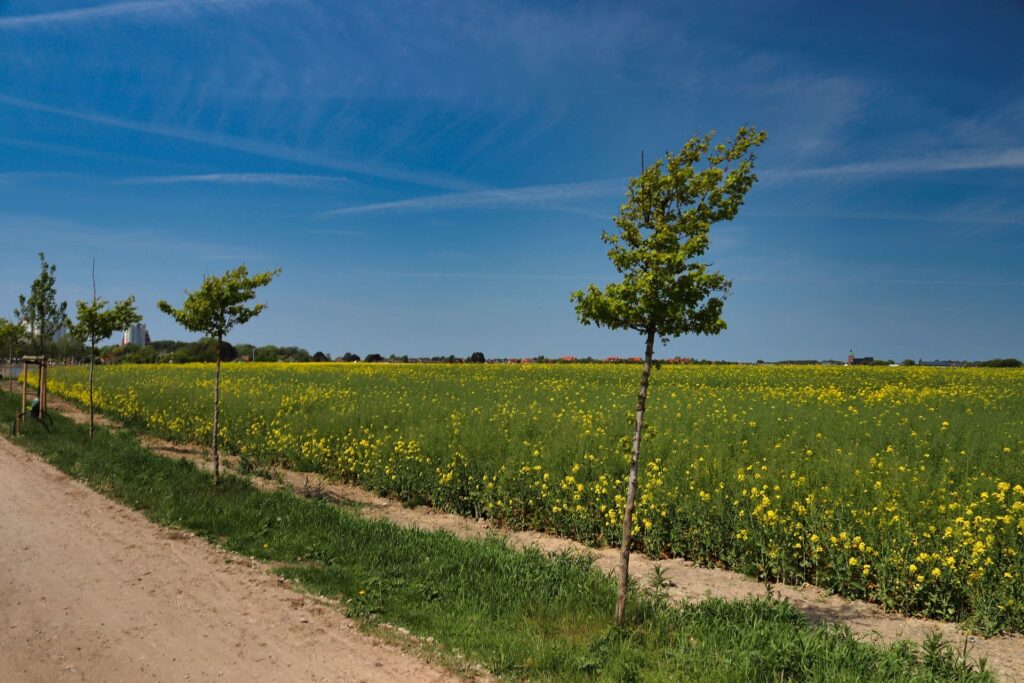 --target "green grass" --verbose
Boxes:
[2,394,994,682]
